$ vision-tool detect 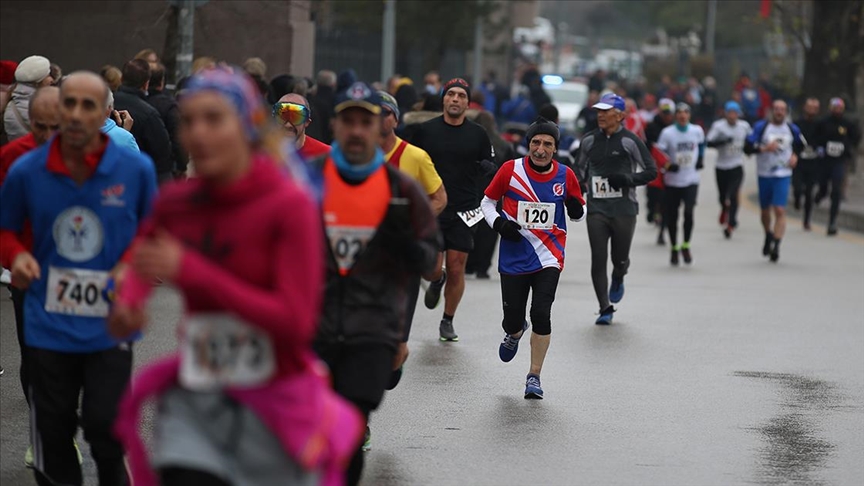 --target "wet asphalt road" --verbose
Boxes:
[2,152,863,486]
